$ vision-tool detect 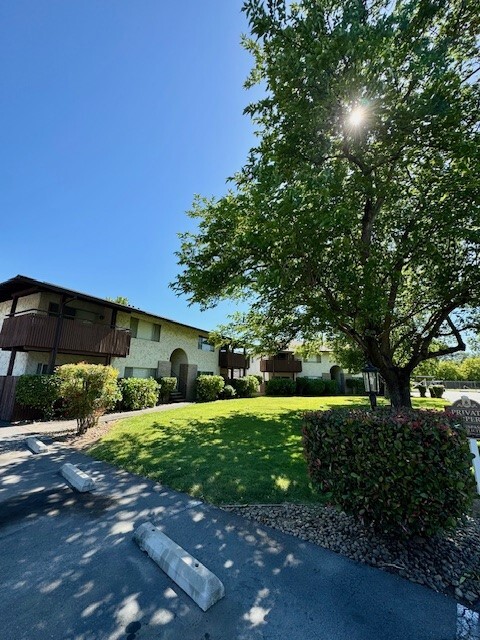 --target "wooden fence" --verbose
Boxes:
[0,375,19,422]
